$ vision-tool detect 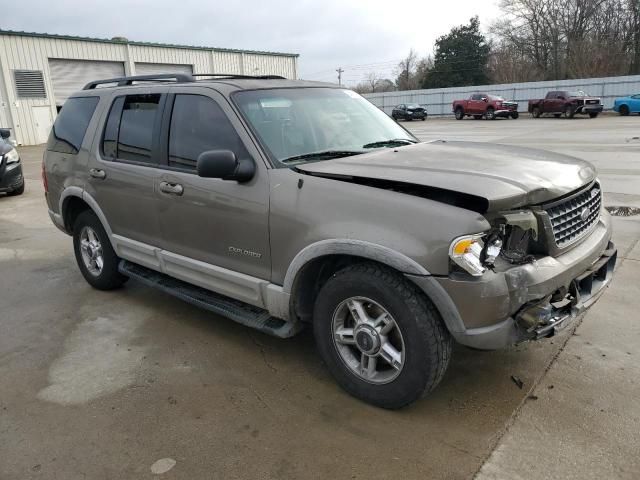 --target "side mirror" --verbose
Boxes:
[0,128,10,139]
[196,150,255,183]
[482,97,488,102]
